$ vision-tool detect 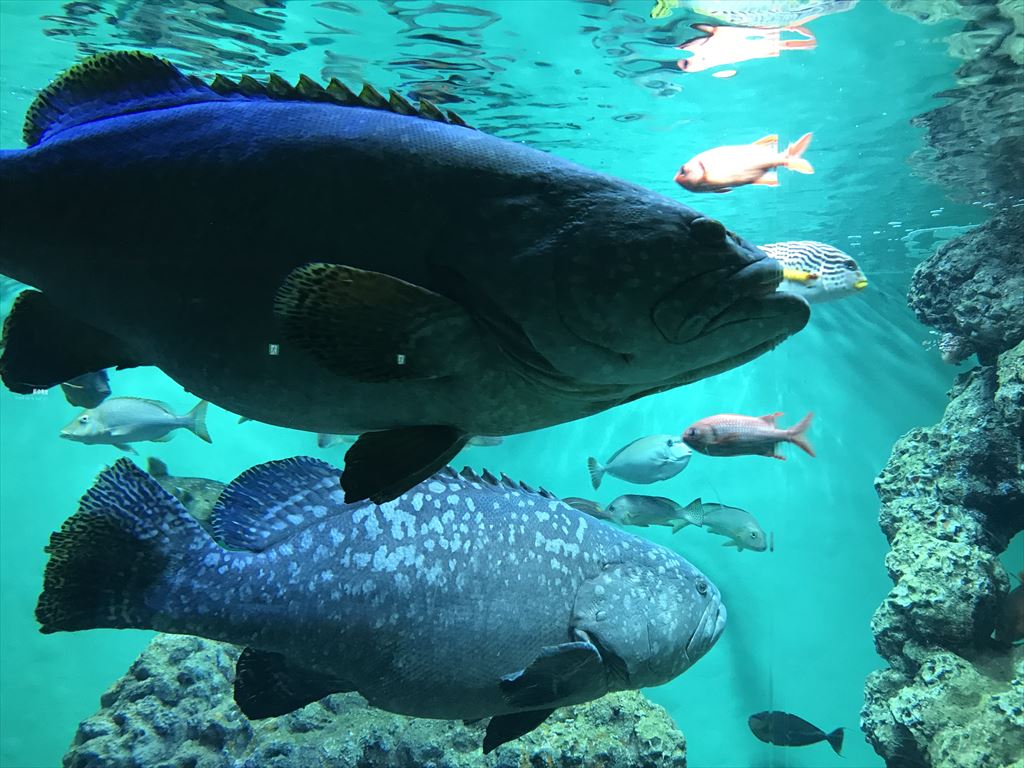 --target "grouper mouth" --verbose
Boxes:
[686,601,727,663]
